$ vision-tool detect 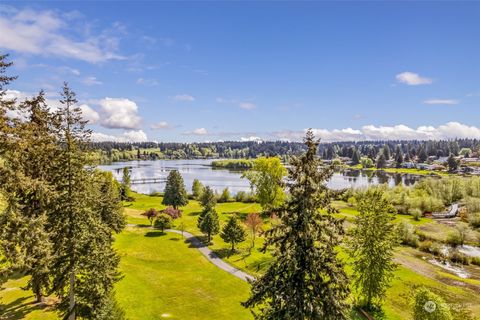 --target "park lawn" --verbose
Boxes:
[114,227,252,320]
[0,274,58,319]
